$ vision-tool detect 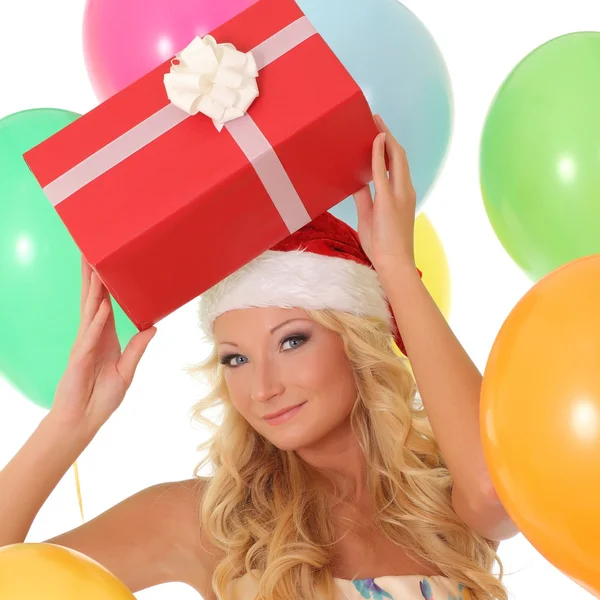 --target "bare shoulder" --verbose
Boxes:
[45,478,221,596]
